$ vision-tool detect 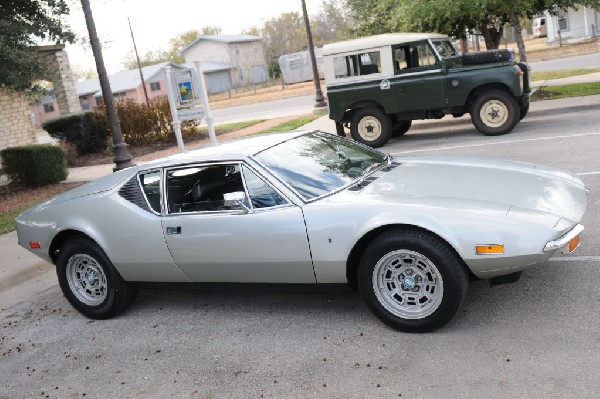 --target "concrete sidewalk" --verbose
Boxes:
[1,89,600,311]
